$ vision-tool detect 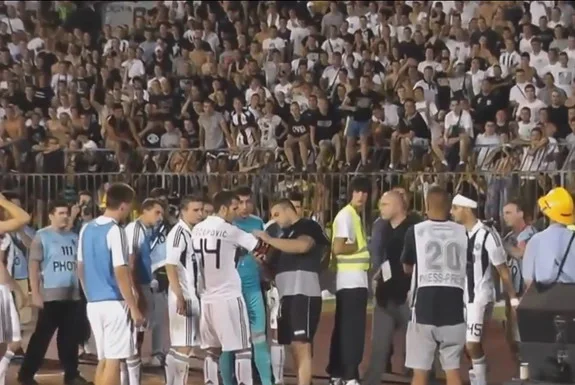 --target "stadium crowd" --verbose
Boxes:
[0,1,572,225]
